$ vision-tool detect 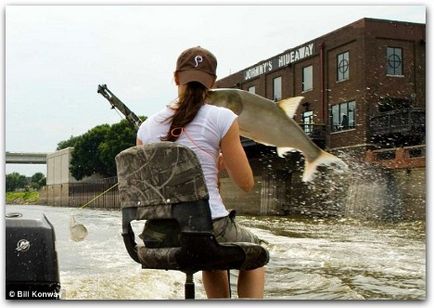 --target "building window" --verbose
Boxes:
[331,101,356,132]
[302,110,314,134]
[302,65,313,92]
[337,51,349,81]
[273,76,282,101]
[248,86,256,94]
[387,47,403,76]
